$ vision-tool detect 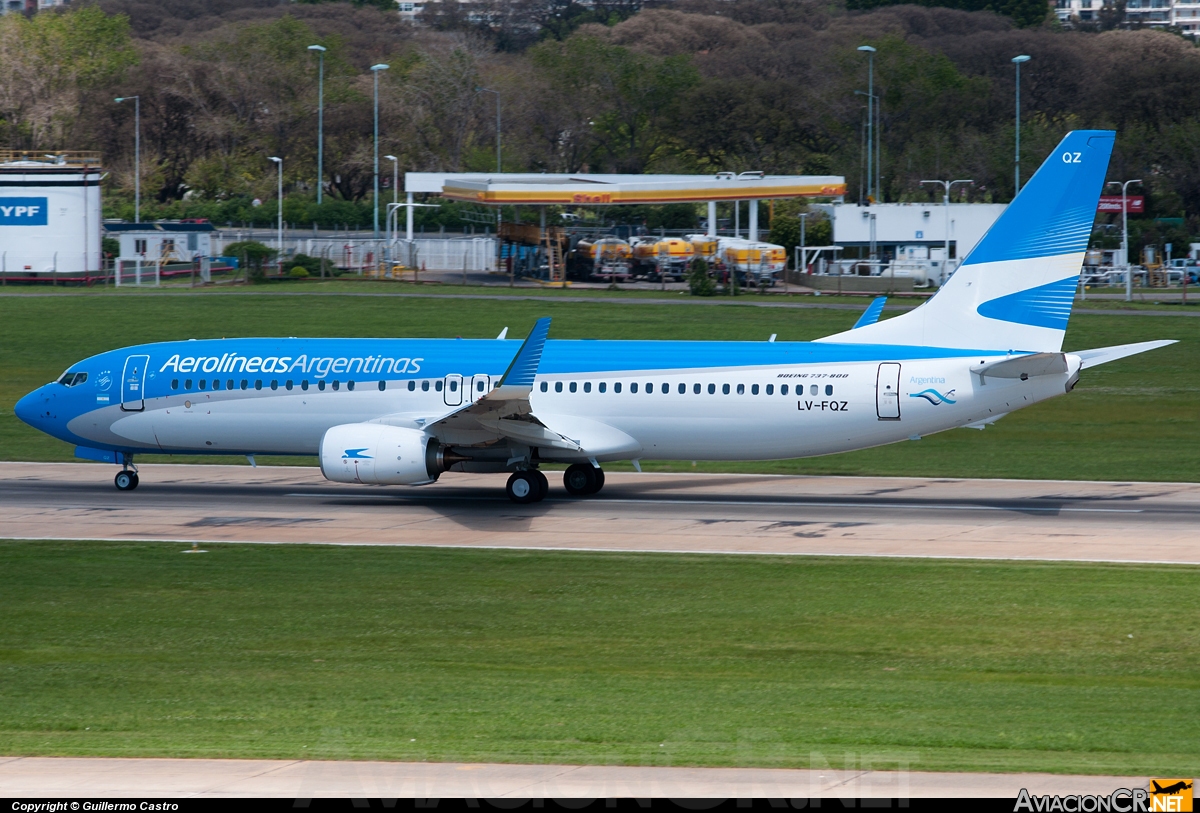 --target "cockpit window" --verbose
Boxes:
[57,372,87,387]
